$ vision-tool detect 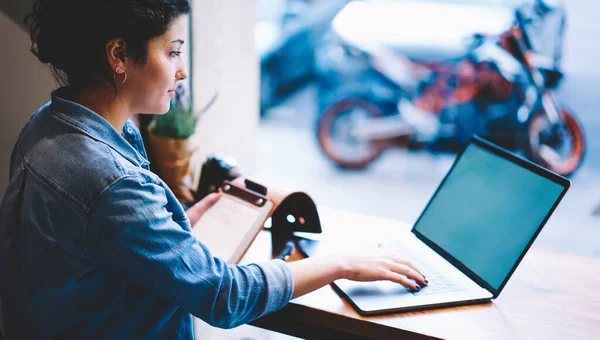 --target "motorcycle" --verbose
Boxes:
[314,0,585,176]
